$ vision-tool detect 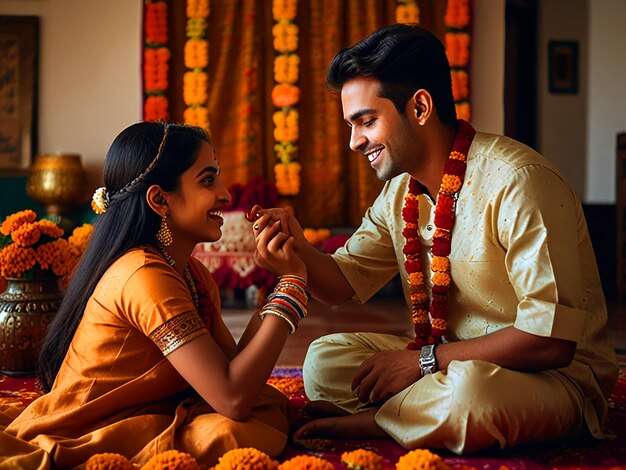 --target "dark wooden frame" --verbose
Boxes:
[548,40,579,95]
[0,16,39,175]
